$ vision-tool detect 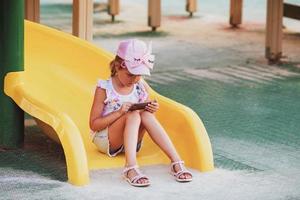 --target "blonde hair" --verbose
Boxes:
[109,56,124,77]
